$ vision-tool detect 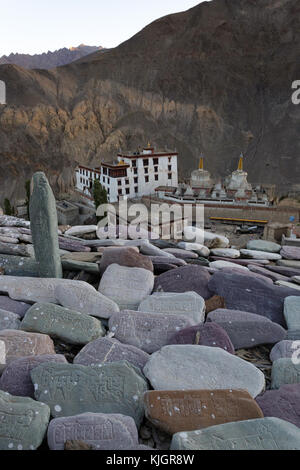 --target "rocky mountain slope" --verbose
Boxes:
[0,44,104,69]
[0,0,299,204]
